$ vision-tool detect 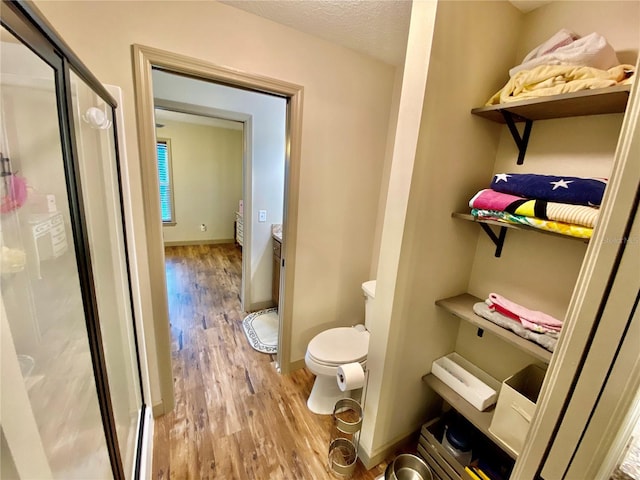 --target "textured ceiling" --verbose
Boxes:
[219,1,551,67]
[220,0,412,66]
